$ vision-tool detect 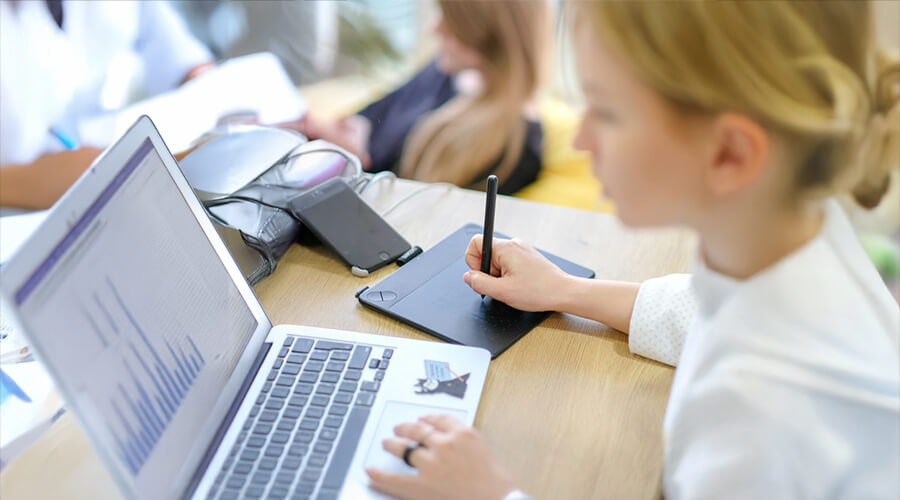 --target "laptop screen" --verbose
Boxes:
[13,138,259,496]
